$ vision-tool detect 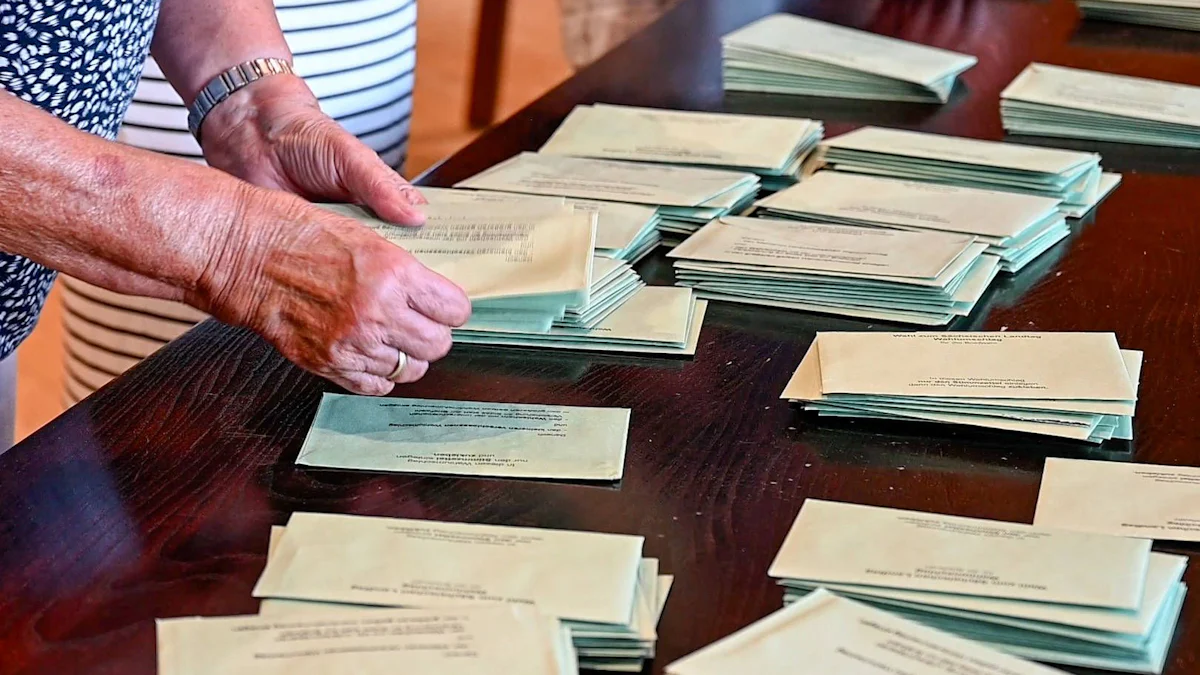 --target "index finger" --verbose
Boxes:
[404,266,473,327]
